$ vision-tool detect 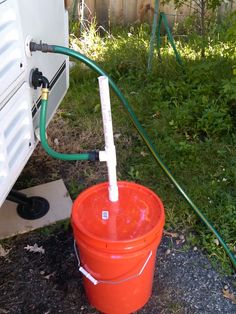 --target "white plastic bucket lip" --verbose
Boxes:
[74,240,153,286]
